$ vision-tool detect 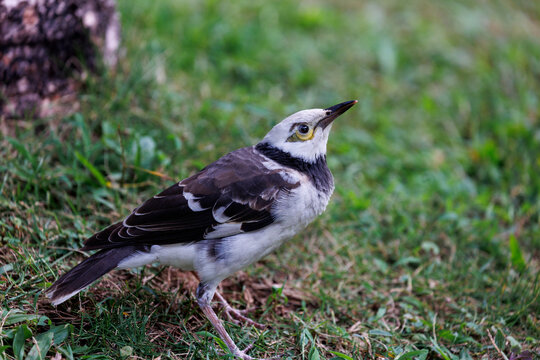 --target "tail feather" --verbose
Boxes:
[46,246,139,305]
